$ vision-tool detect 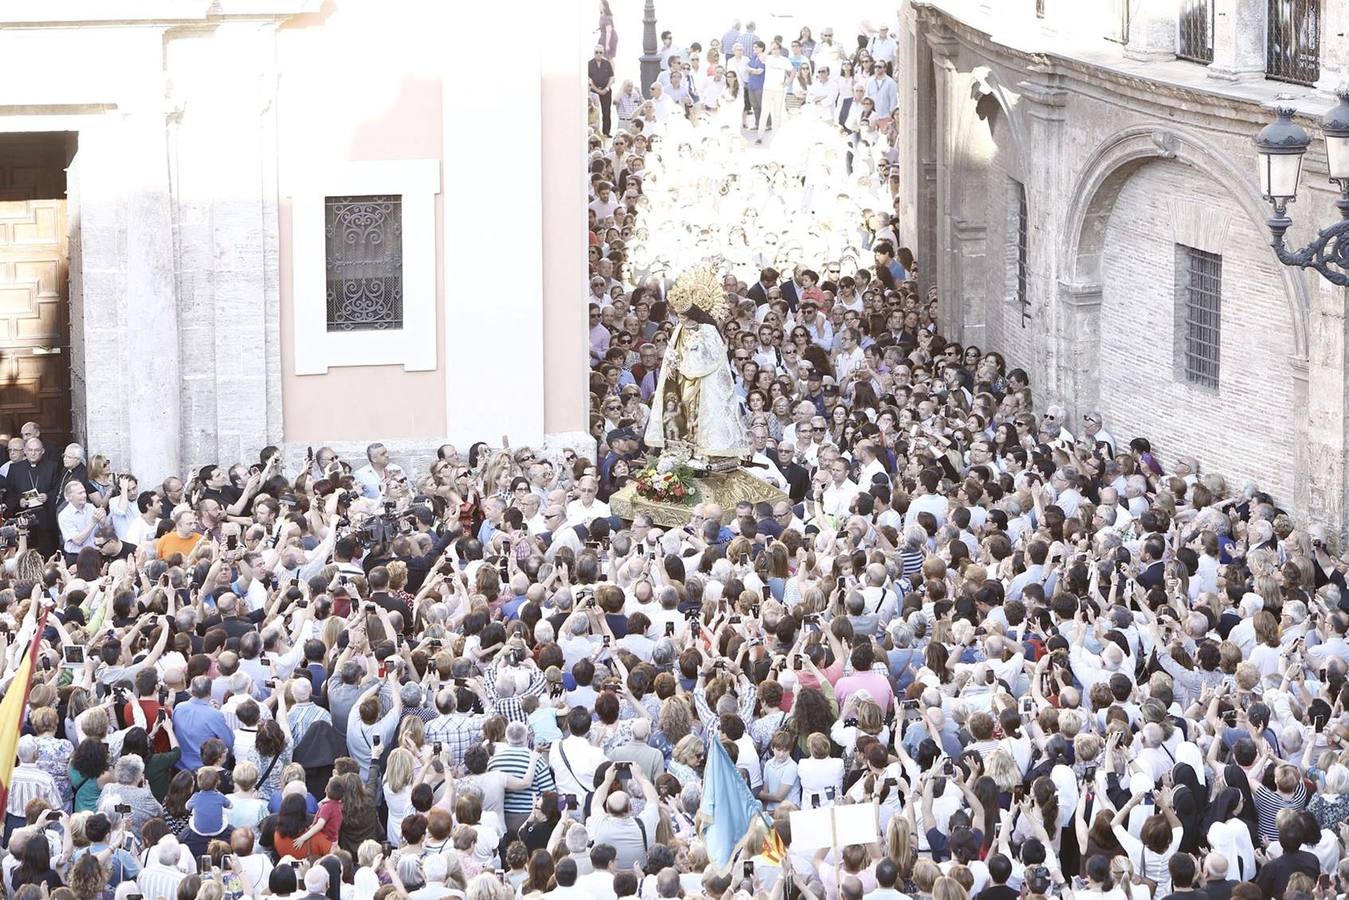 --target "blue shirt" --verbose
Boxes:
[172,698,234,769]
[746,53,765,90]
[187,789,231,835]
